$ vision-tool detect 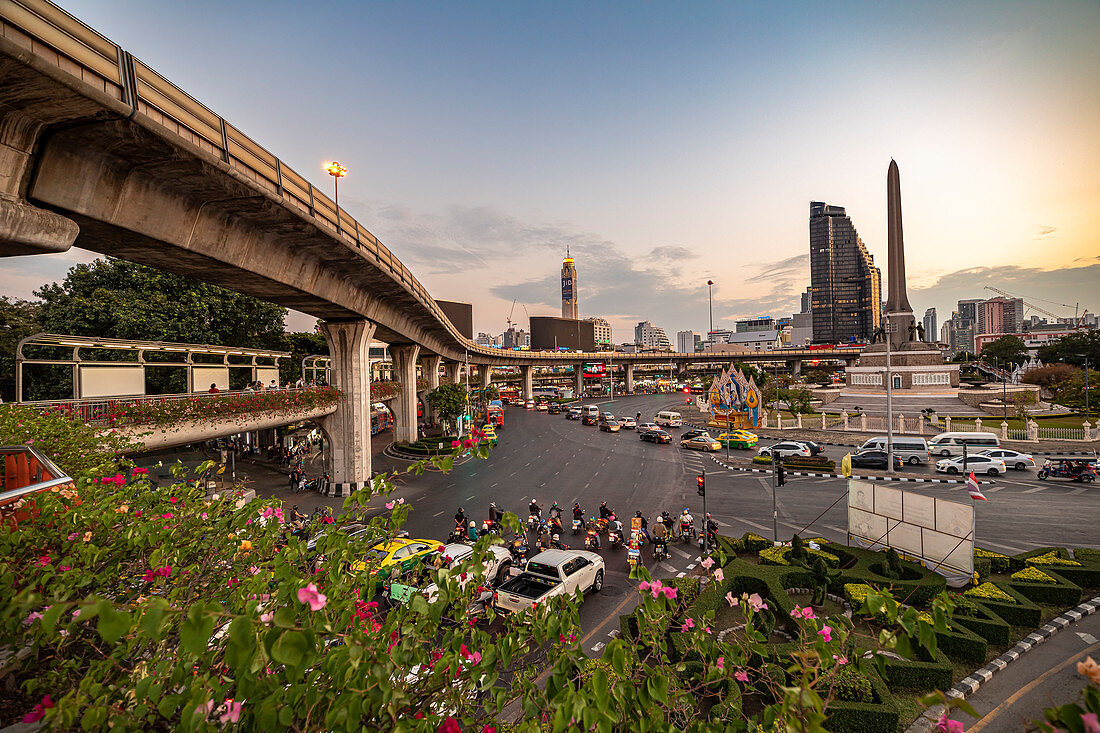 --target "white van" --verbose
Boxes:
[655,411,683,428]
[927,432,1000,457]
[582,405,600,418]
[859,436,930,465]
